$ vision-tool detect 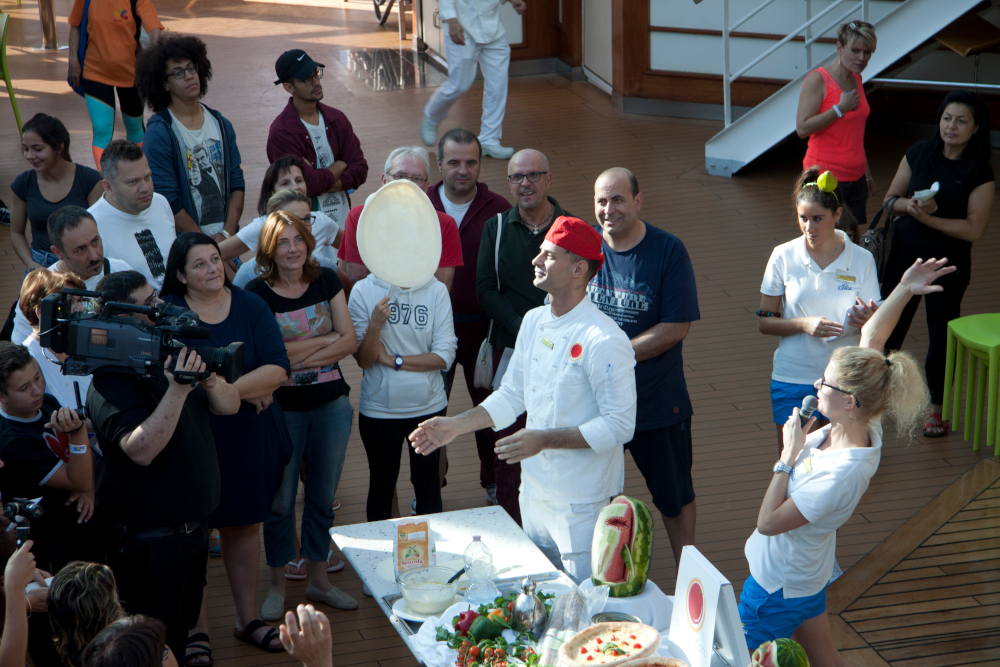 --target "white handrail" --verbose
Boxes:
[722,0,869,126]
[870,77,1000,91]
